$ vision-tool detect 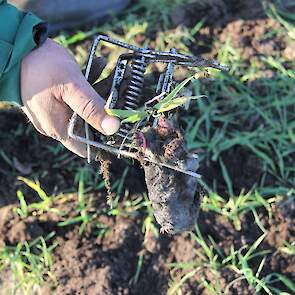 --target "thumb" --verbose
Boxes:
[63,76,120,135]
